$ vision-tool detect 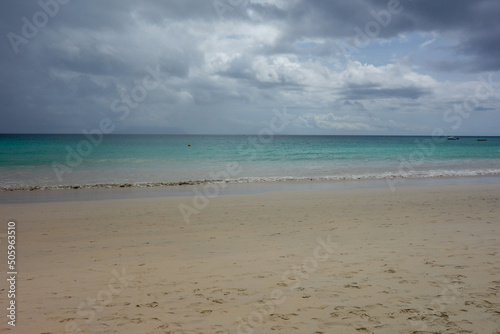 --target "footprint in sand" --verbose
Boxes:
[135,301,159,308]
